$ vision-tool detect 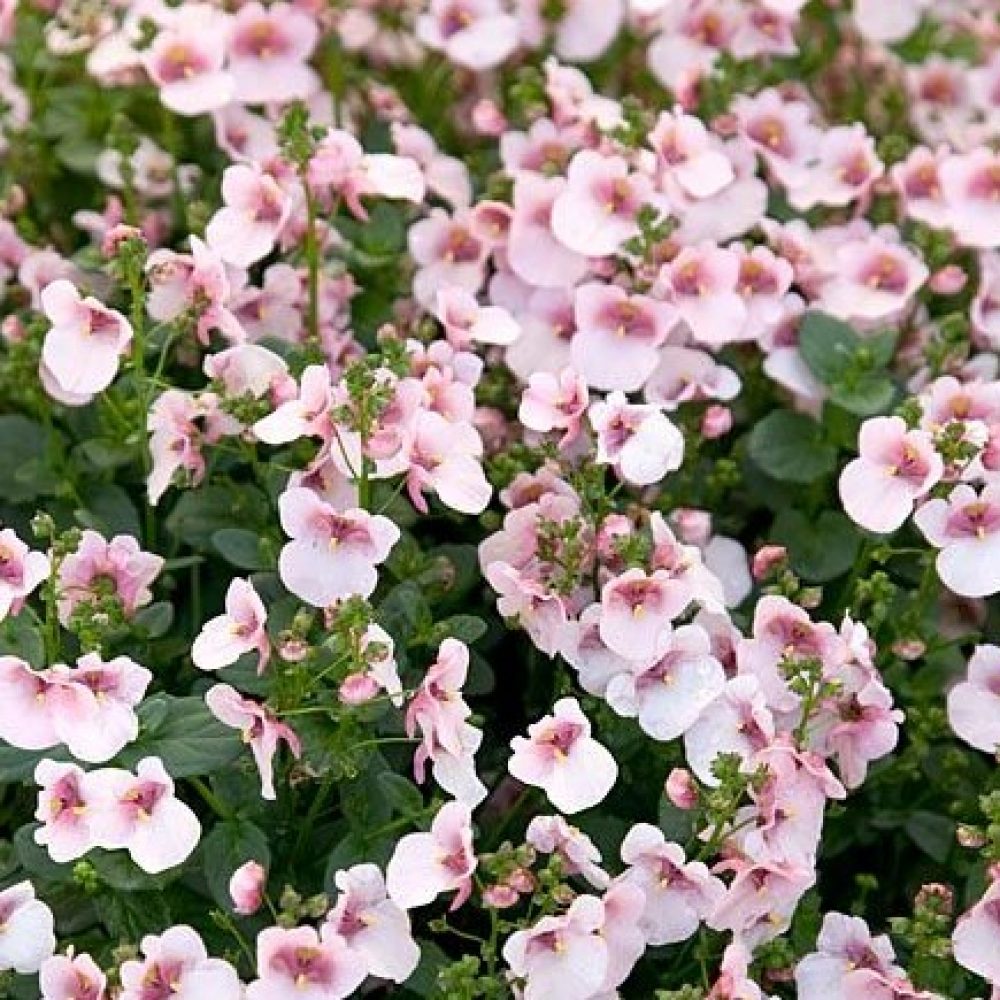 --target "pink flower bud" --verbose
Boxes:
[338,672,380,706]
[672,508,712,546]
[277,636,310,662]
[957,825,987,848]
[665,768,698,810]
[929,265,968,296]
[506,868,536,894]
[752,544,787,581]
[1,315,26,344]
[891,638,926,661]
[483,884,520,908]
[471,99,508,137]
[229,860,266,916]
[101,224,144,259]
[701,405,733,439]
